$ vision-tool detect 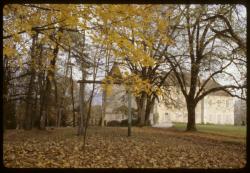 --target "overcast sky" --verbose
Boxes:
[56,4,246,103]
